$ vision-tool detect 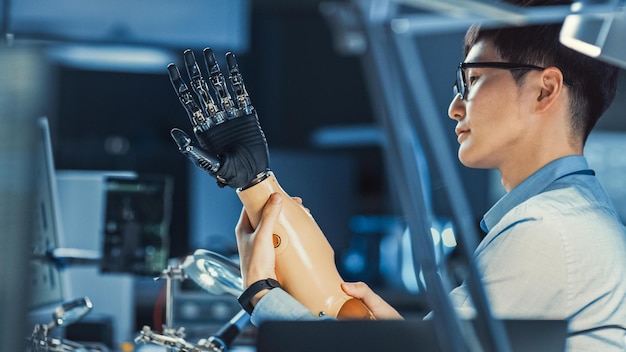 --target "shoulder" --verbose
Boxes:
[496,178,622,234]
[479,179,625,254]
[478,181,626,267]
